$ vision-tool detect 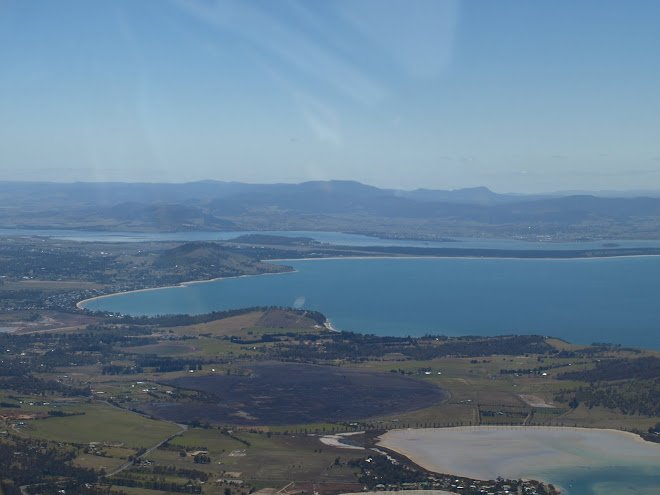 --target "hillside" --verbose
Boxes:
[153,242,291,279]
